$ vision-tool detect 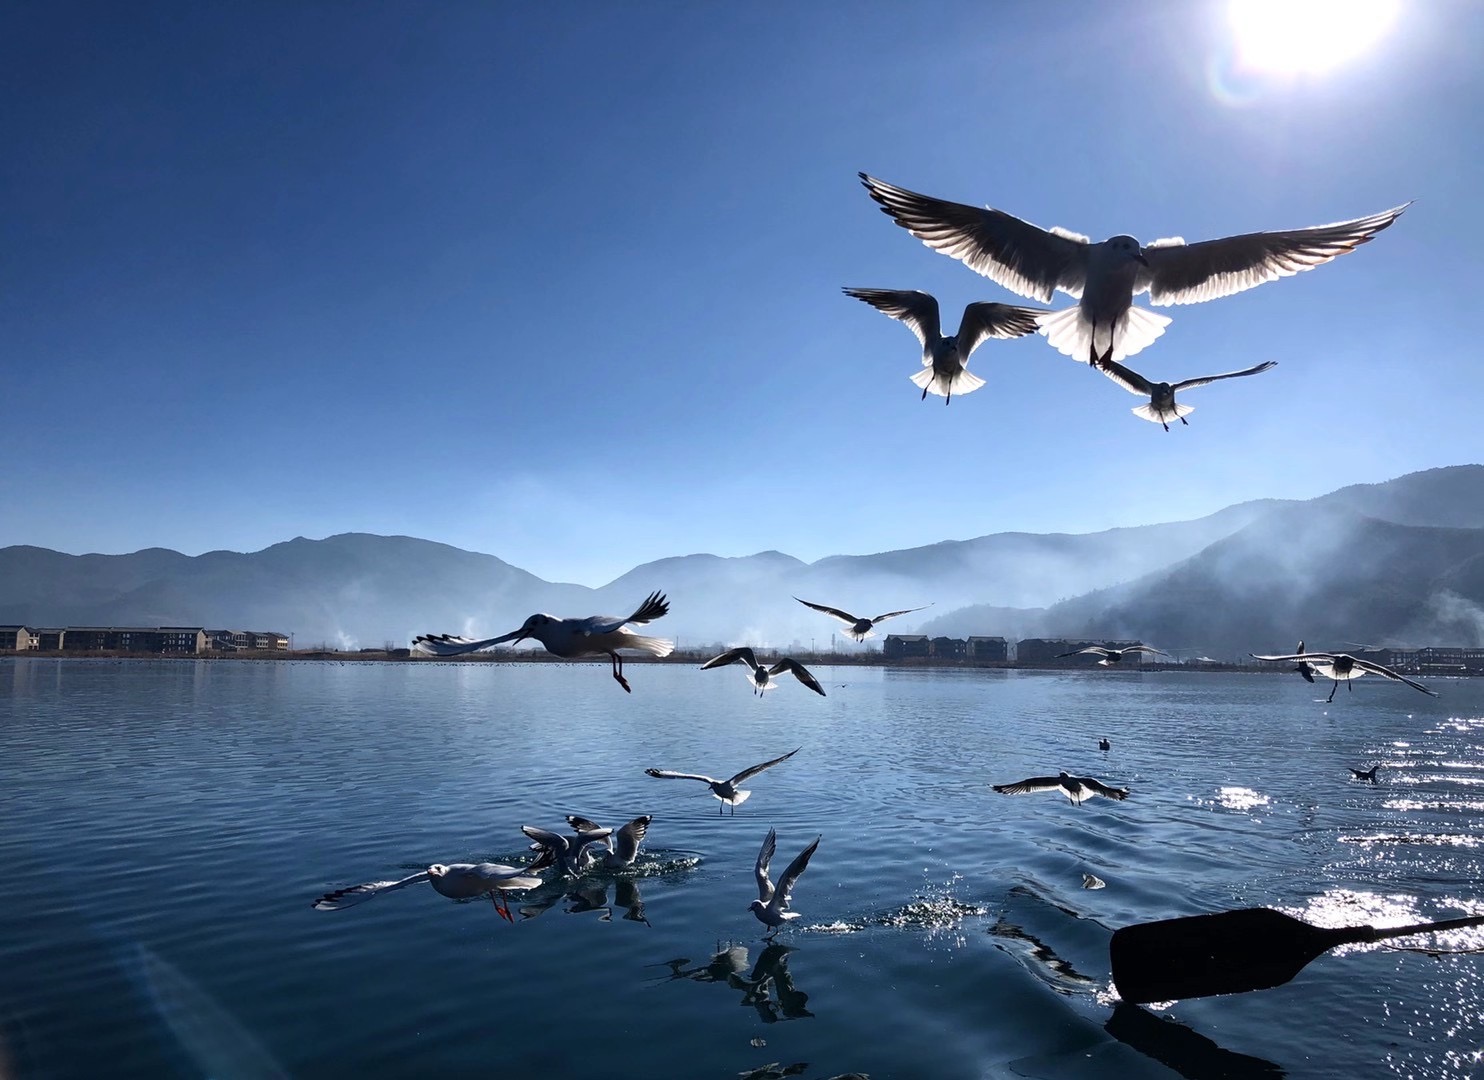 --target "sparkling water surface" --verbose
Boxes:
[3,658,1483,1079]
